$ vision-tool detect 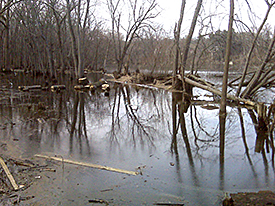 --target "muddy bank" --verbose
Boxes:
[0,151,56,205]
[0,152,188,206]
[224,191,275,206]
[1,151,274,206]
